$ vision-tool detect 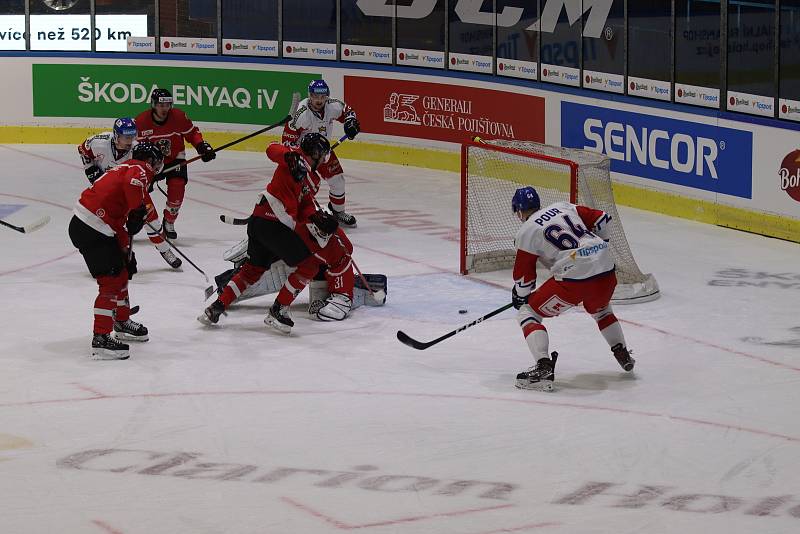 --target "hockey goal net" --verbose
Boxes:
[461,139,659,304]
